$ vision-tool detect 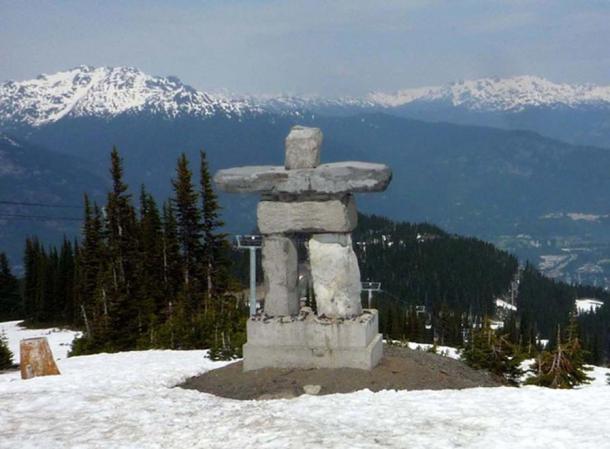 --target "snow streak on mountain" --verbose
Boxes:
[2,67,610,128]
